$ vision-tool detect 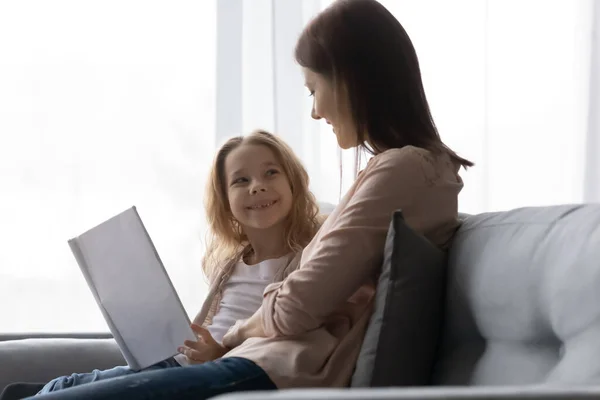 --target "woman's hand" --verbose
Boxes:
[177,324,227,364]
[222,310,266,348]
